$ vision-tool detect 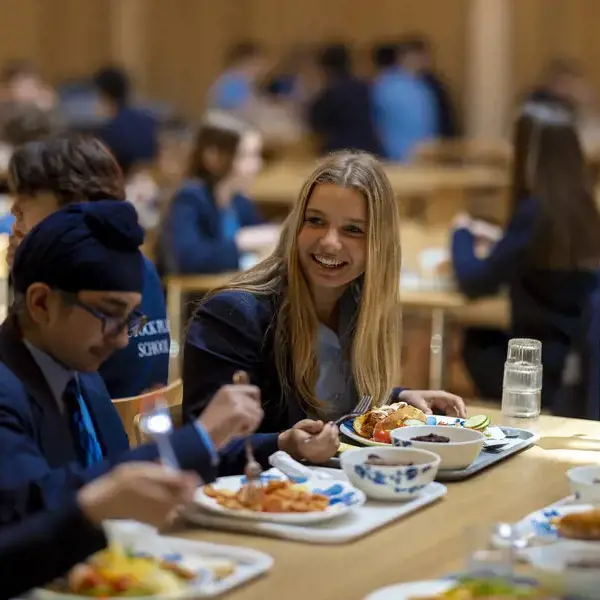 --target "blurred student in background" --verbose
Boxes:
[0,60,56,112]
[159,112,279,275]
[208,41,267,112]
[2,102,56,148]
[0,104,57,233]
[93,66,158,176]
[527,58,600,153]
[263,45,311,103]
[307,44,380,156]
[371,39,436,161]
[527,58,586,113]
[451,102,600,410]
[400,35,459,139]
